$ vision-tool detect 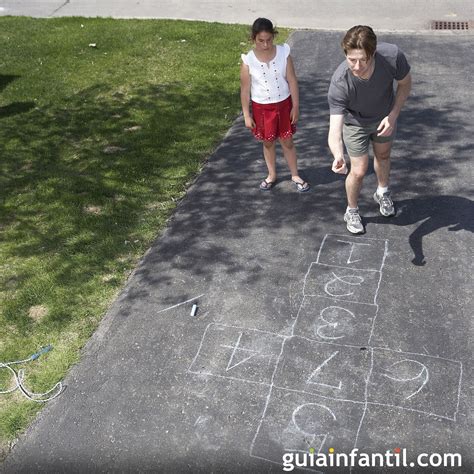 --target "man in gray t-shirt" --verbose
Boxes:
[327,25,411,234]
